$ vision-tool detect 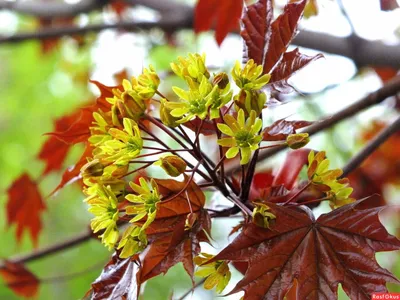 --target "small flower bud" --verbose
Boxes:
[155,155,187,177]
[252,203,276,228]
[286,133,310,149]
[160,99,181,127]
[213,72,230,89]
[81,159,104,177]
[234,89,266,116]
